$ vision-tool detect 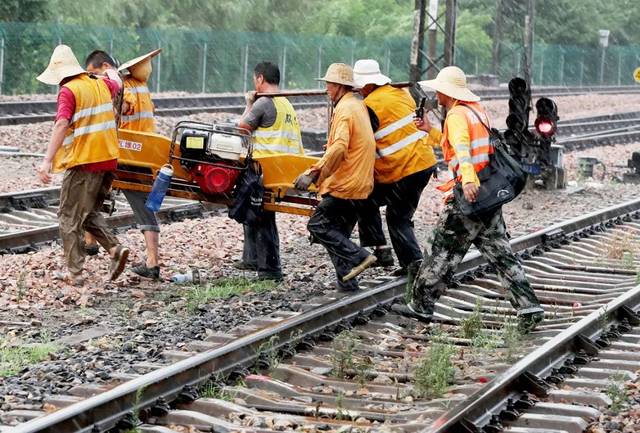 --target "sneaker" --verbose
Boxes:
[131,264,160,280]
[372,247,394,267]
[517,307,545,334]
[342,255,377,282]
[392,301,433,323]
[233,260,258,271]
[109,245,130,281]
[84,244,100,256]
